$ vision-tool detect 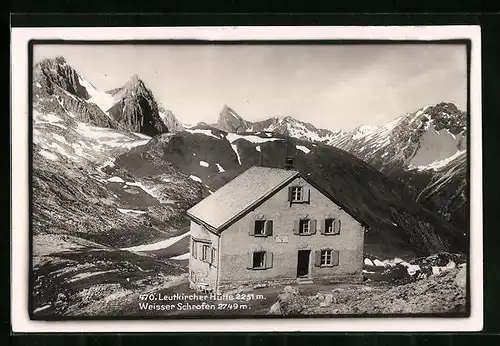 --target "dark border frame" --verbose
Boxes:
[27,38,472,322]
